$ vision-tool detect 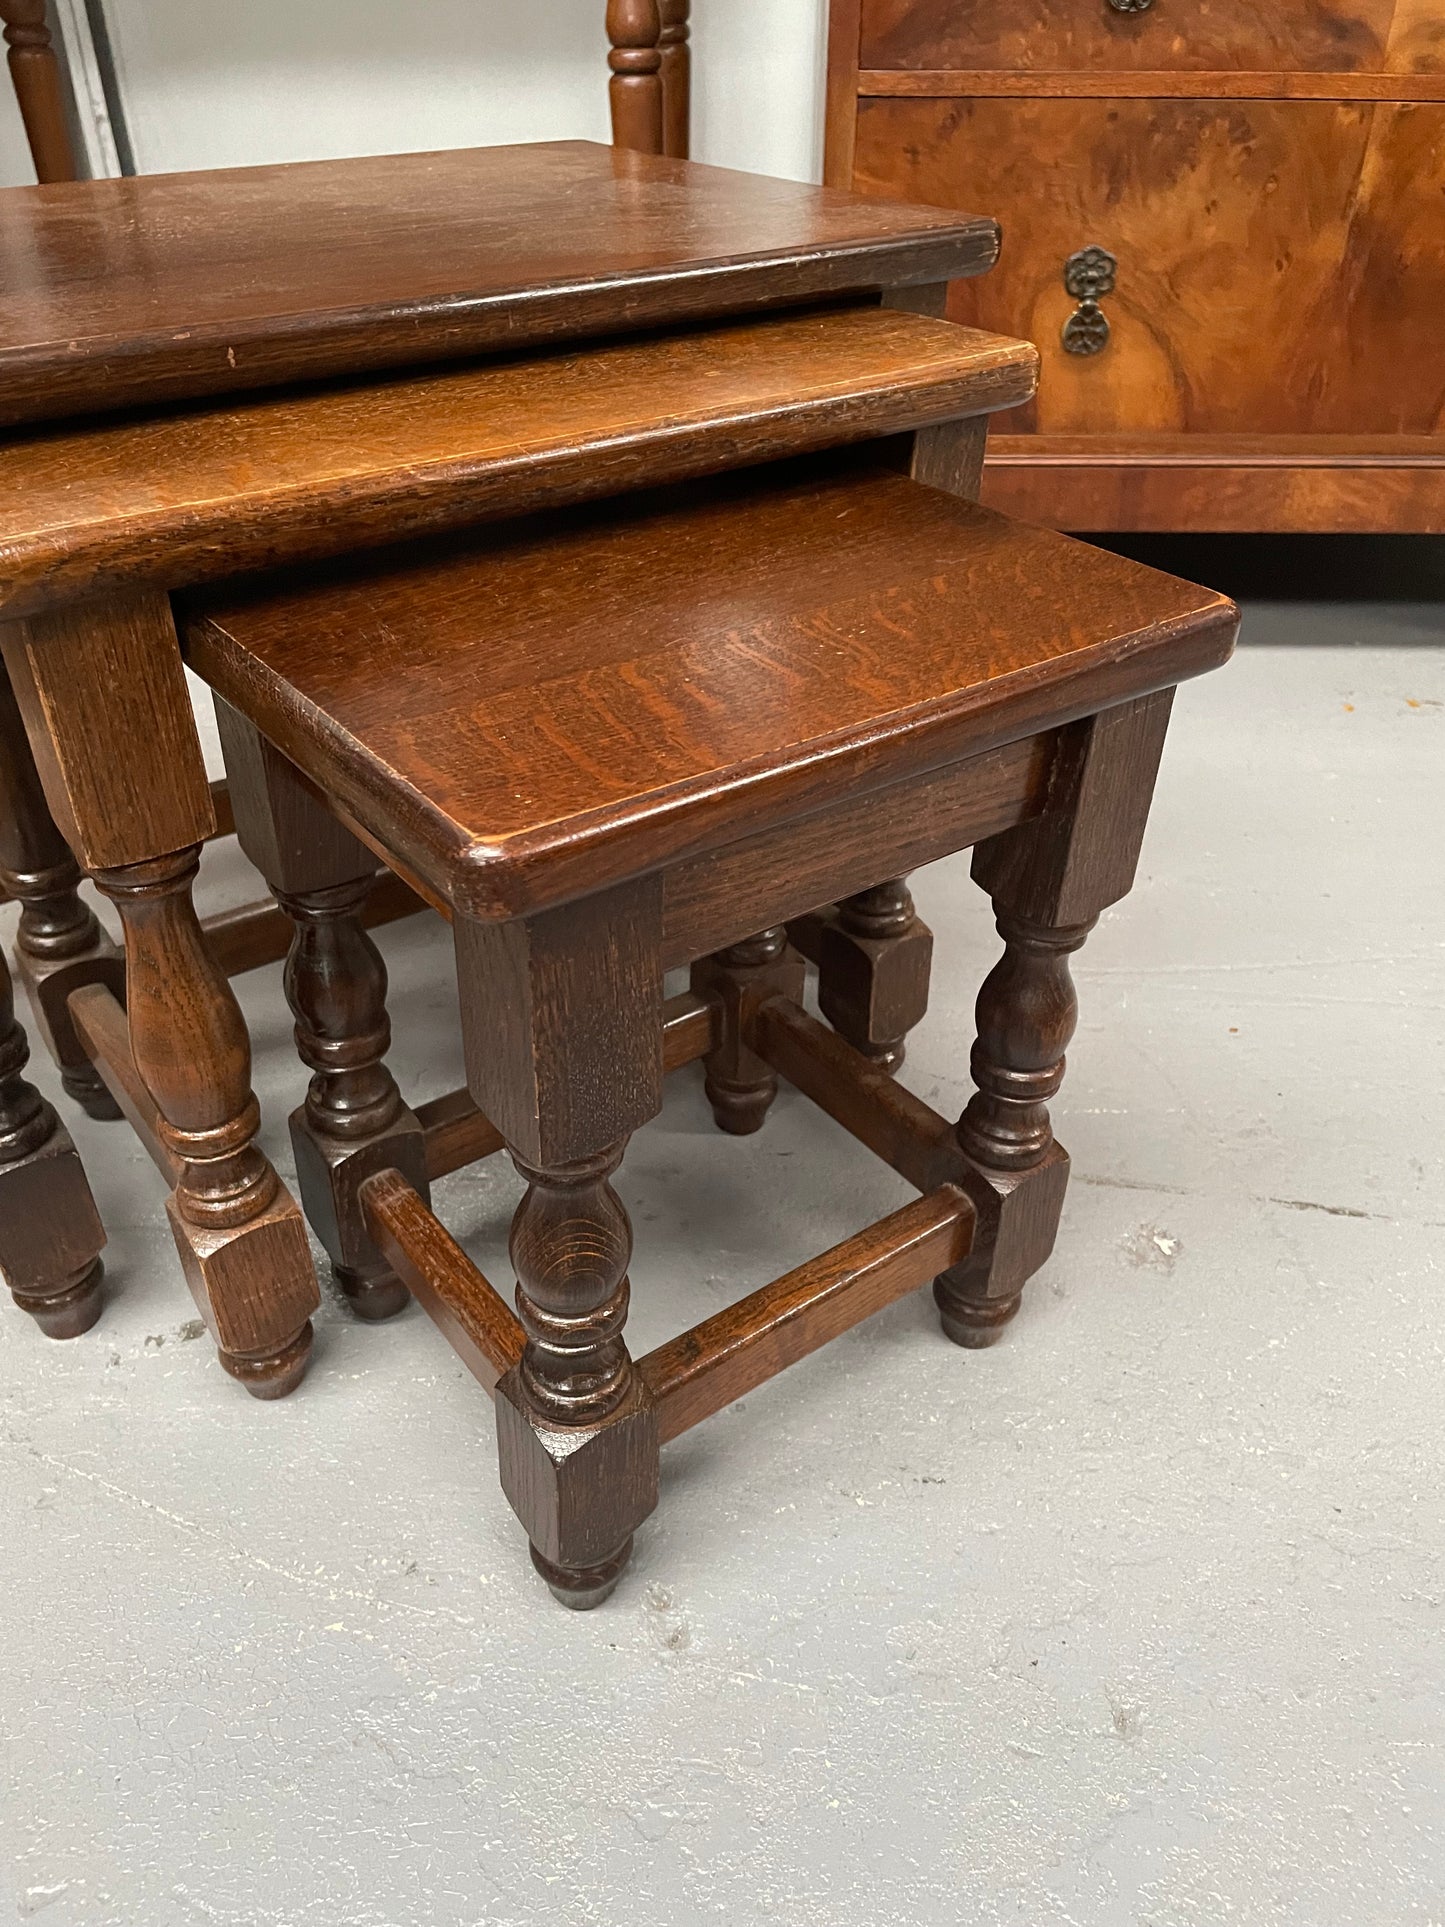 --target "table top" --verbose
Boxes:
[187,459,1237,919]
[0,141,999,429]
[0,309,1037,618]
